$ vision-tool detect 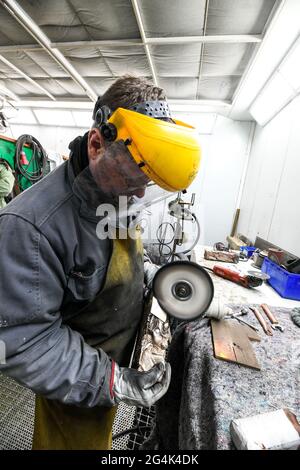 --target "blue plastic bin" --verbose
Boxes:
[240,246,257,258]
[261,257,300,300]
